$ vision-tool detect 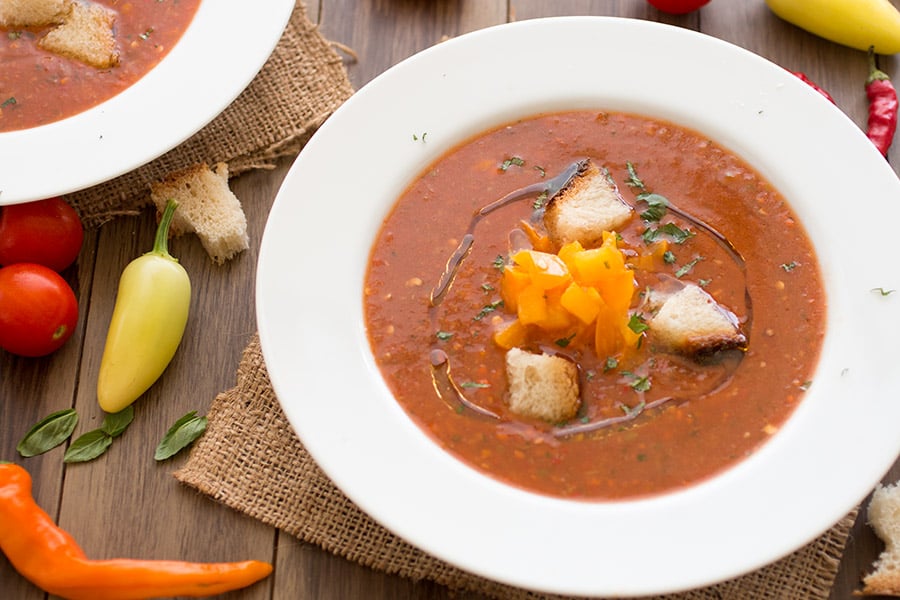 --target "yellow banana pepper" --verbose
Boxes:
[97,200,191,413]
[766,0,900,54]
